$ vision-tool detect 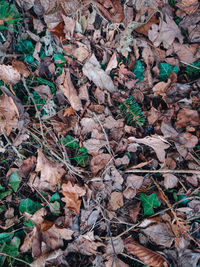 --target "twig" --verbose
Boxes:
[180,60,200,70]
[0,252,31,266]
[120,252,144,265]
[126,169,200,174]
